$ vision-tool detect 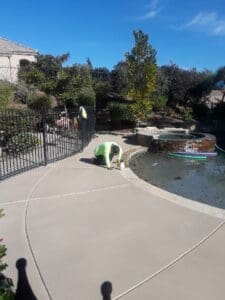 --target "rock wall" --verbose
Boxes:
[136,130,216,152]
[149,134,216,152]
